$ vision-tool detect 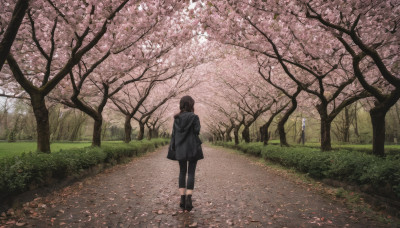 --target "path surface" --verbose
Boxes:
[2,145,389,227]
